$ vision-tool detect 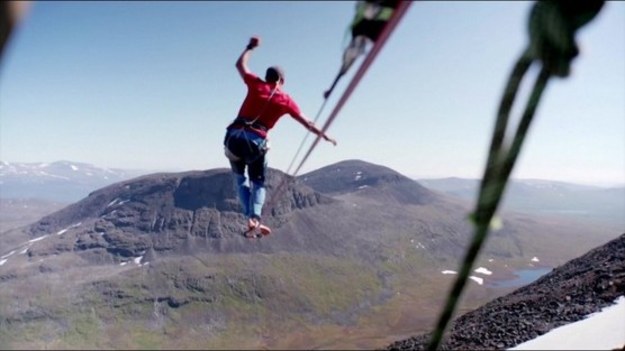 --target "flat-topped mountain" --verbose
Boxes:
[18,167,335,261]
